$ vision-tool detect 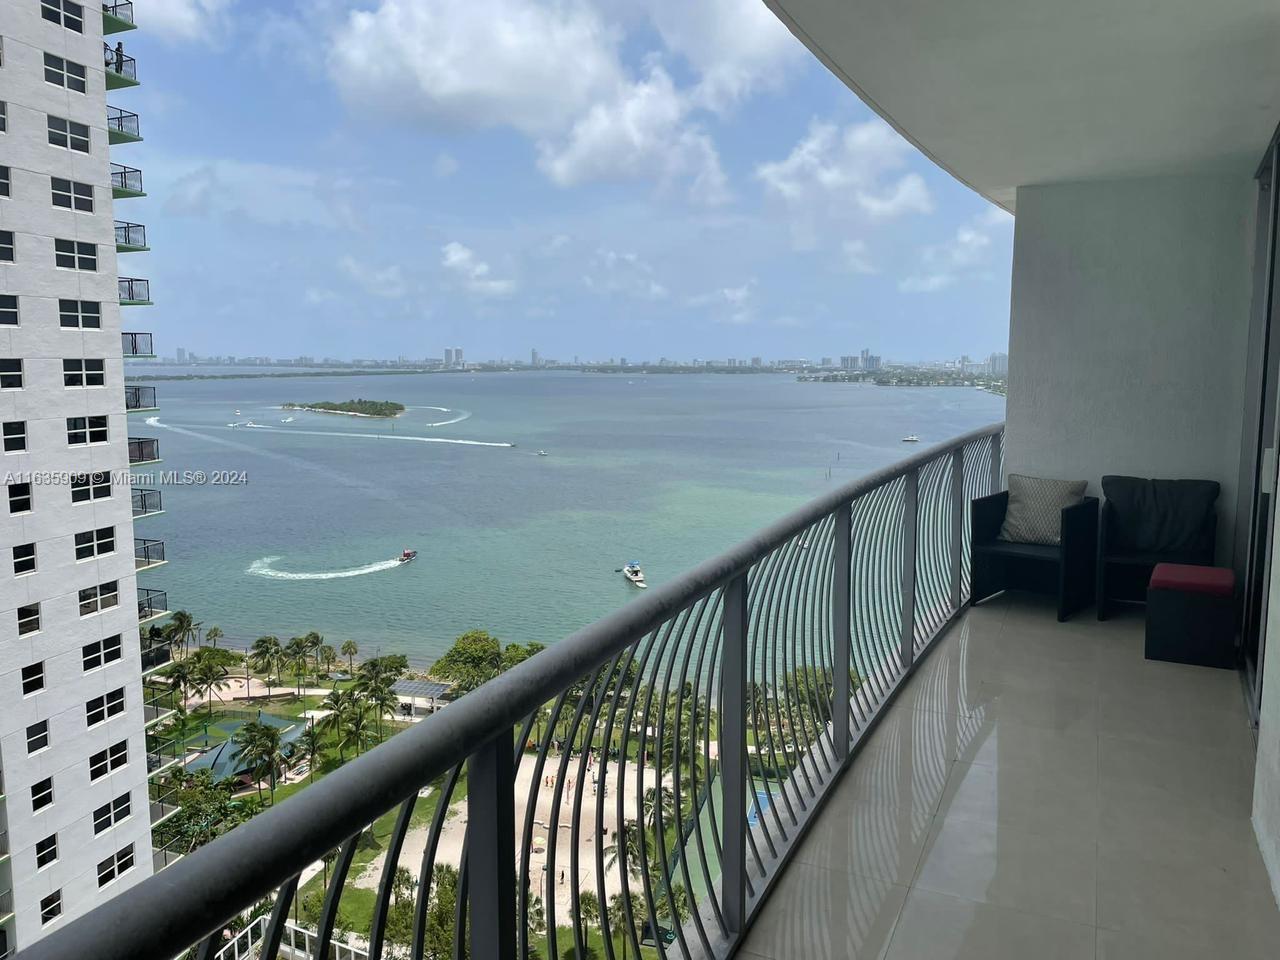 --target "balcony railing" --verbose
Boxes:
[137,587,168,622]
[107,105,141,142]
[19,424,1005,960]
[115,220,147,250]
[125,384,157,411]
[103,2,136,33]
[111,163,144,197]
[104,42,138,86]
[122,331,154,357]
[135,537,166,569]
[150,780,182,827]
[143,683,179,725]
[140,638,173,674]
[132,486,163,517]
[119,278,151,304]
[128,437,160,464]
[146,734,183,776]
